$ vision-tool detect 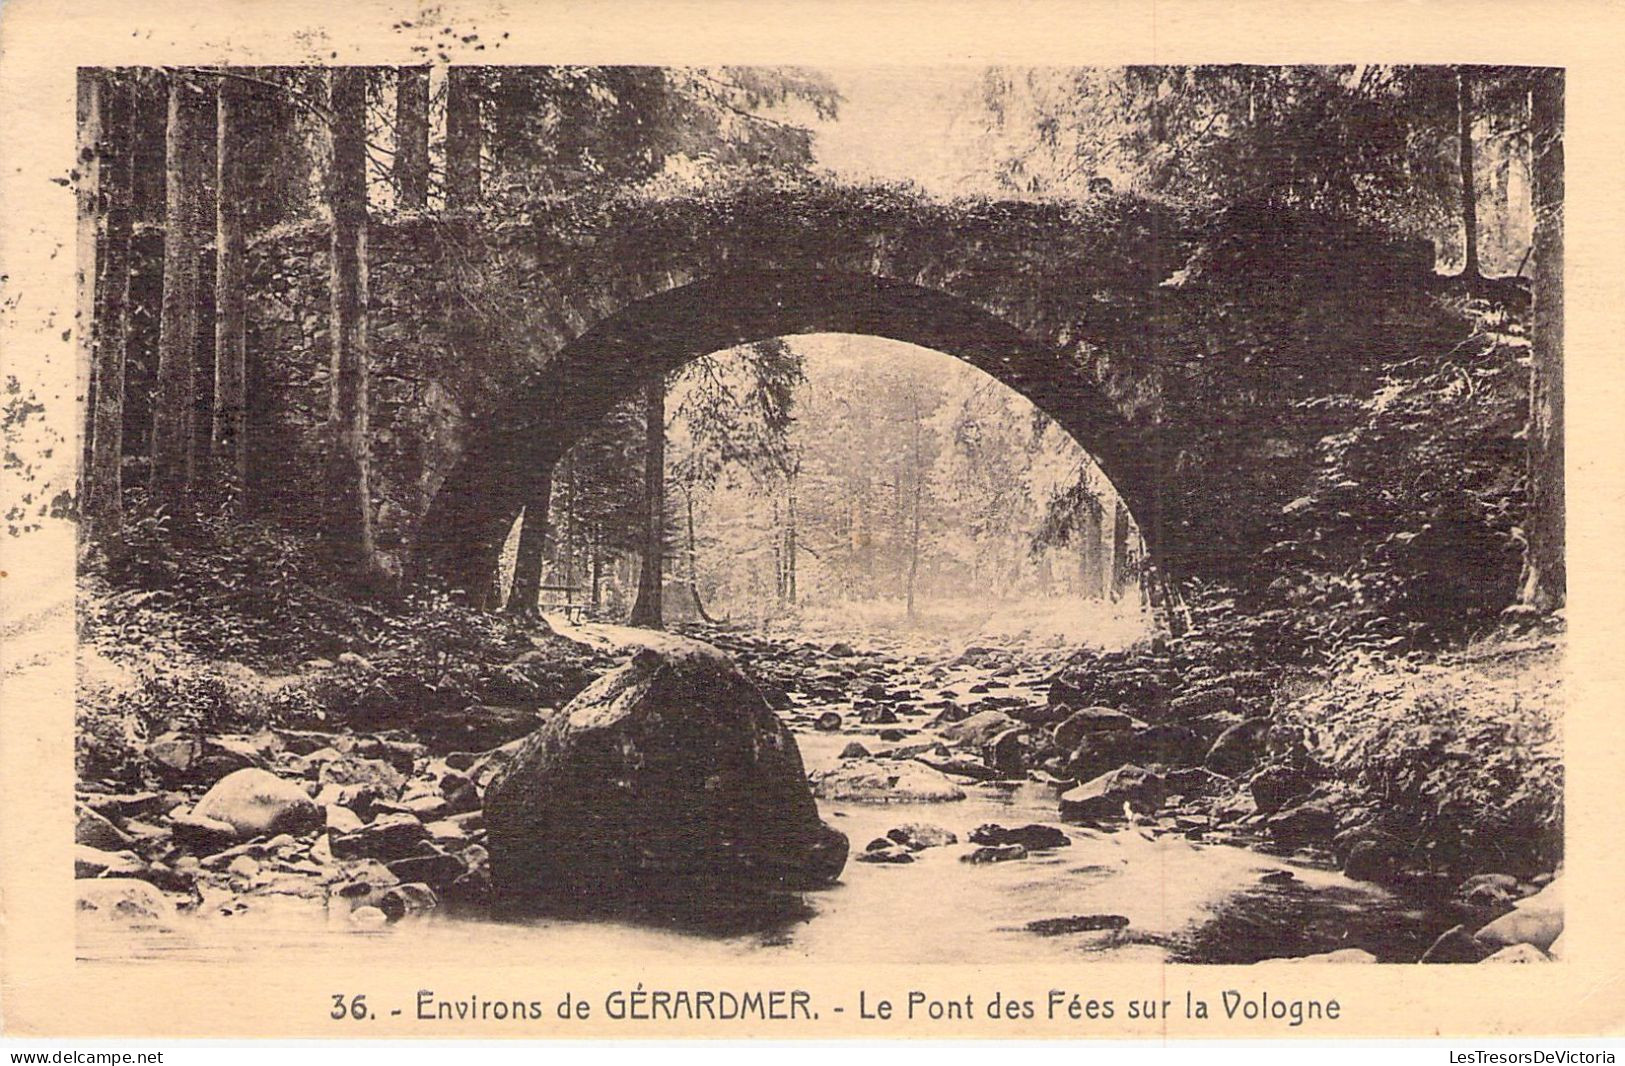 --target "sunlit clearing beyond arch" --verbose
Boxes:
[501,332,1155,651]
